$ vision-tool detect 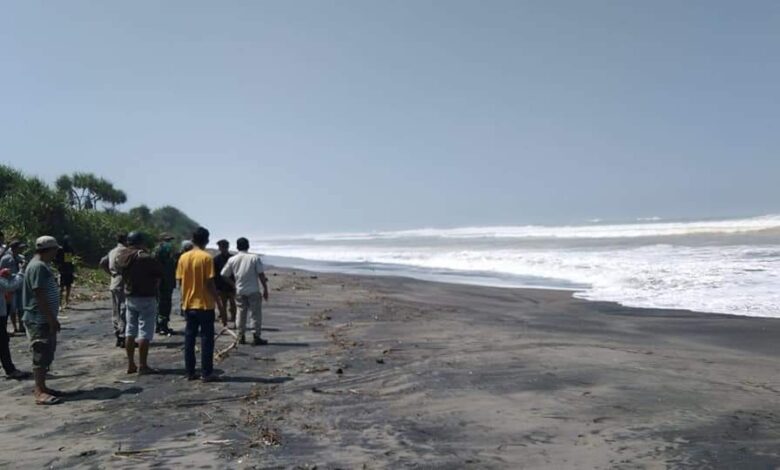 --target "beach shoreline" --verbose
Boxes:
[1,267,780,468]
